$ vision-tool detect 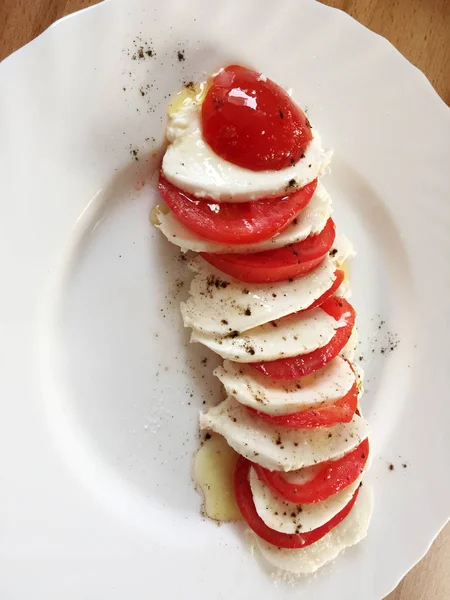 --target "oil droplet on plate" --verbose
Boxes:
[342,260,351,284]
[167,80,211,115]
[194,433,242,522]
